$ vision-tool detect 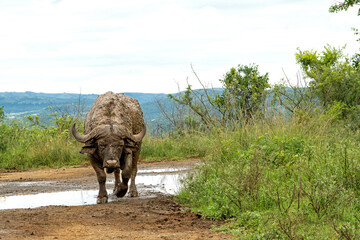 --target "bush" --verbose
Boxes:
[296,45,360,127]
